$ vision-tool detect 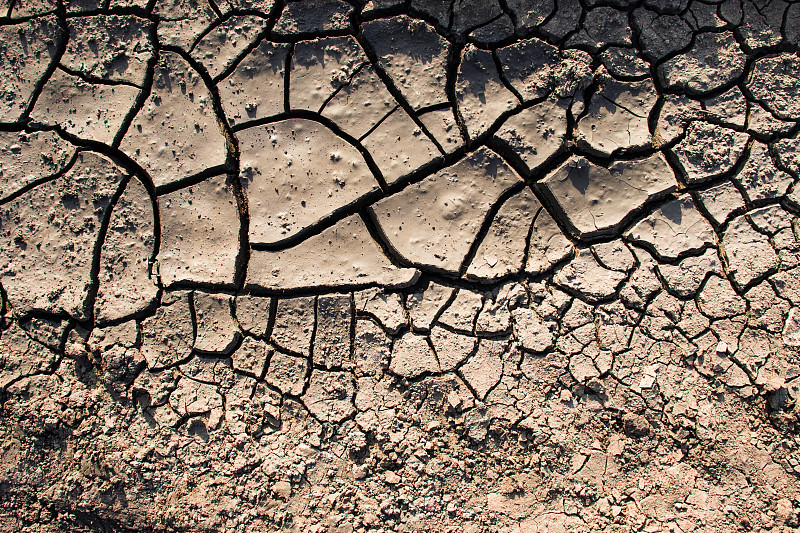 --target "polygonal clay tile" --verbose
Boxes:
[361,107,440,184]
[496,98,569,174]
[476,282,526,335]
[271,296,315,355]
[419,108,463,154]
[696,181,746,226]
[21,314,74,354]
[302,370,355,423]
[576,73,657,156]
[266,349,308,396]
[157,174,240,287]
[774,132,800,175]
[227,0,275,11]
[466,188,540,281]
[169,377,223,417]
[354,317,391,377]
[738,0,785,49]
[626,195,716,260]
[565,7,632,49]
[670,122,749,184]
[290,36,367,113]
[218,40,288,125]
[748,101,796,137]
[314,293,353,369]
[63,15,153,85]
[355,288,406,335]
[407,0,449,26]
[632,10,692,60]
[321,64,399,139]
[362,16,449,110]
[274,0,353,35]
[0,322,57,389]
[140,291,195,370]
[783,308,800,348]
[525,208,573,276]
[553,248,627,303]
[8,0,58,17]
[191,15,269,80]
[238,118,380,244]
[438,288,483,334]
[747,205,793,235]
[235,294,272,337]
[512,307,554,353]
[406,281,455,332]
[0,152,126,320]
[460,338,505,401]
[592,240,634,273]
[496,38,560,101]
[697,275,746,319]
[62,0,105,13]
[430,326,475,371]
[504,0,554,31]
[220,371,267,426]
[179,347,236,387]
[0,131,75,201]
[657,249,721,298]
[655,94,702,145]
[192,292,241,355]
[0,16,61,122]
[95,177,158,324]
[32,70,140,145]
[722,216,779,289]
[247,214,418,290]
[747,54,800,120]
[120,51,228,189]
[541,154,677,240]
[734,142,794,202]
[659,32,745,94]
[232,336,271,376]
[456,44,518,139]
[371,147,522,274]
[704,87,747,127]
[154,0,221,51]
[497,39,592,101]
[389,332,439,378]
[568,347,602,383]
[601,47,650,79]
[451,0,503,36]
